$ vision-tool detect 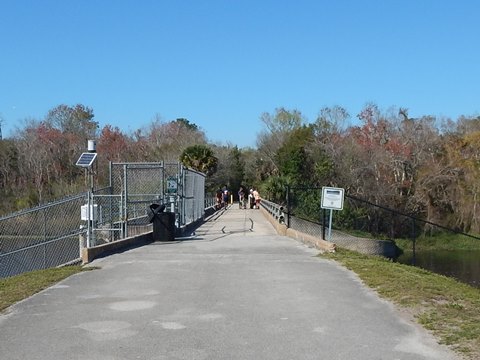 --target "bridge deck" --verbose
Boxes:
[0,206,458,359]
